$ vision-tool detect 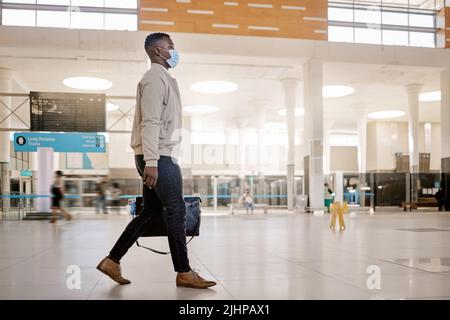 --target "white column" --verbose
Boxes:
[212,175,218,211]
[335,171,344,204]
[0,69,12,211]
[406,83,423,203]
[250,99,268,176]
[250,100,269,204]
[235,117,248,194]
[281,78,300,211]
[441,69,450,208]
[441,69,450,159]
[36,147,54,213]
[406,84,423,173]
[323,123,331,175]
[180,115,192,166]
[357,110,368,174]
[303,59,324,211]
[424,122,432,154]
[357,109,368,206]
